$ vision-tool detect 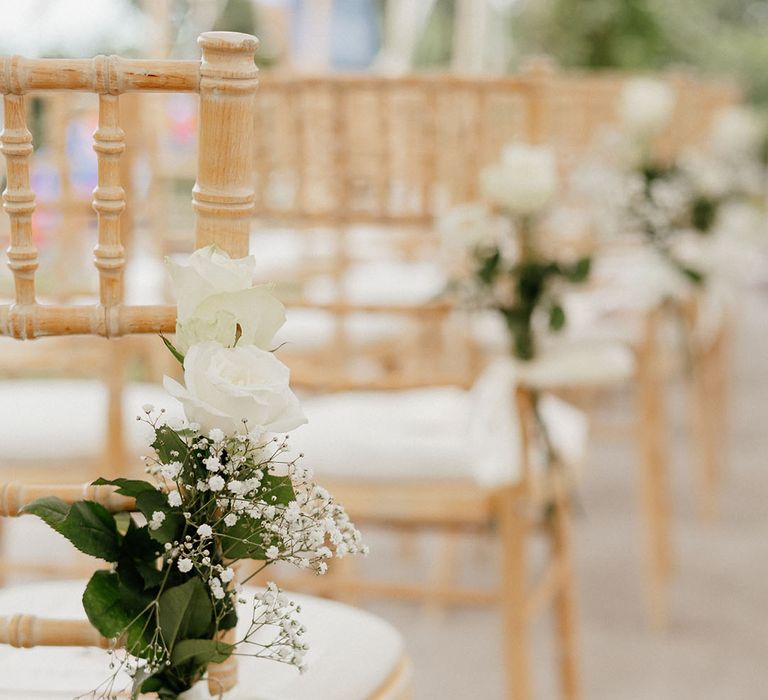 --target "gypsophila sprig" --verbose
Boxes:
[22,245,366,700]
